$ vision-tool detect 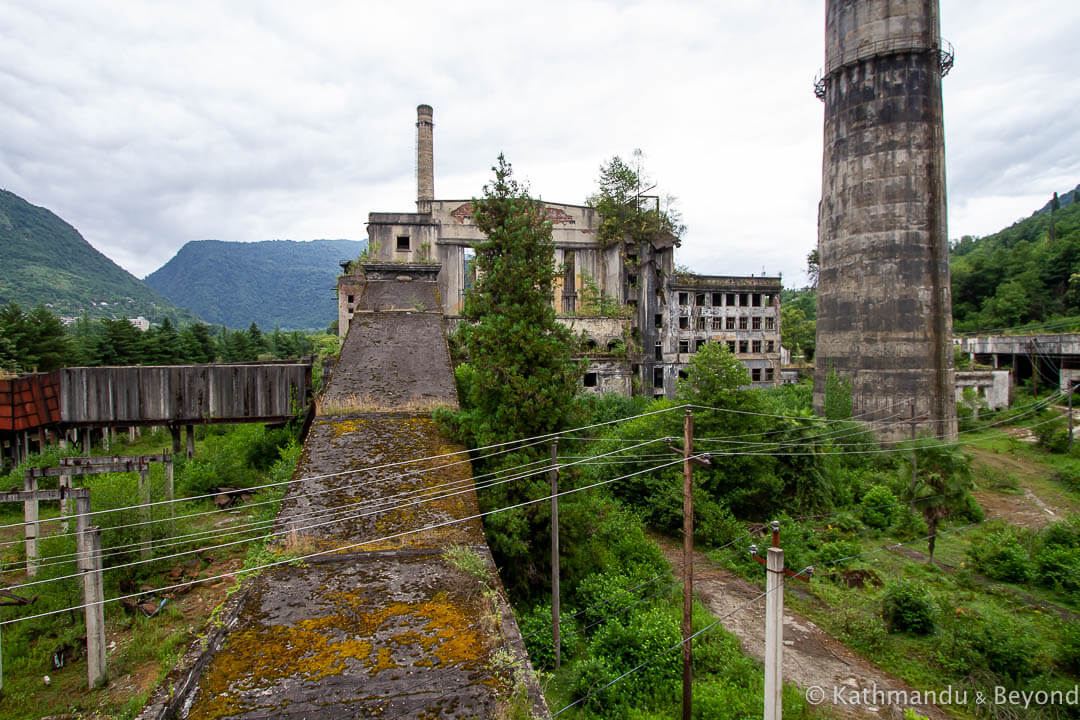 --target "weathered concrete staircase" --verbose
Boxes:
[145,265,545,719]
